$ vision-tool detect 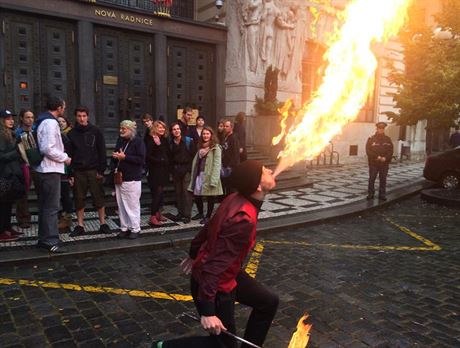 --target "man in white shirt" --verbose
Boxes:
[35,96,71,253]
